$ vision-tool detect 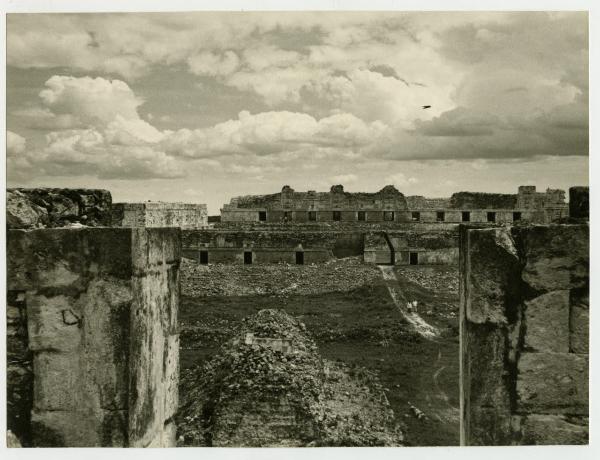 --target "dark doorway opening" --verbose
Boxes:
[487,212,496,223]
[244,251,253,264]
[199,250,208,265]
[296,251,304,265]
[357,211,366,221]
[308,211,317,221]
[383,211,395,221]
[258,211,267,221]
[436,211,445,222]
[409,252,419,265]
[462,211,470,222]
[333,211,341,221]
[412,212,420,221]
[513,212,522,221]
